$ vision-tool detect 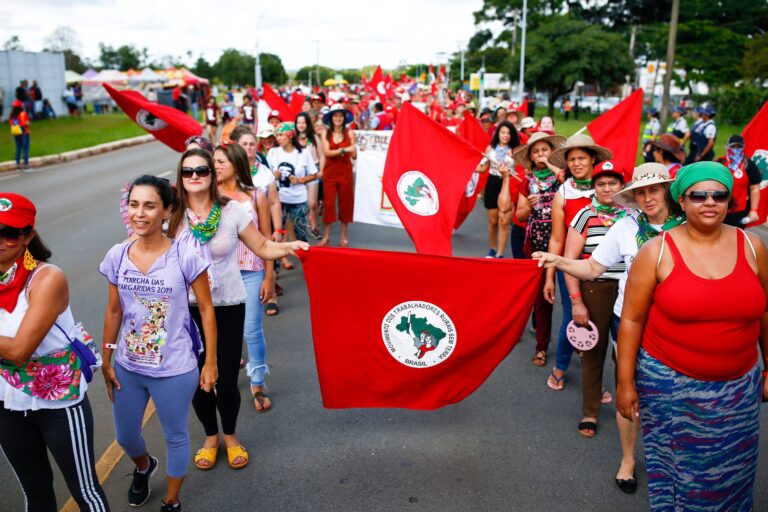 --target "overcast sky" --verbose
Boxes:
[3,0,488,71]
